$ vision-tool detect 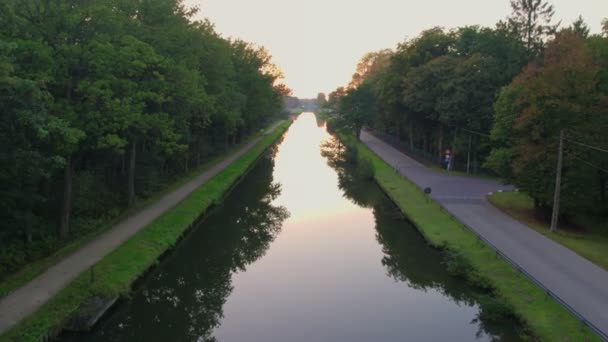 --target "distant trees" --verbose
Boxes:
[316,93,327,107]
[508,0,560,55]
[0,0,286,277]
[330,0,608,222]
